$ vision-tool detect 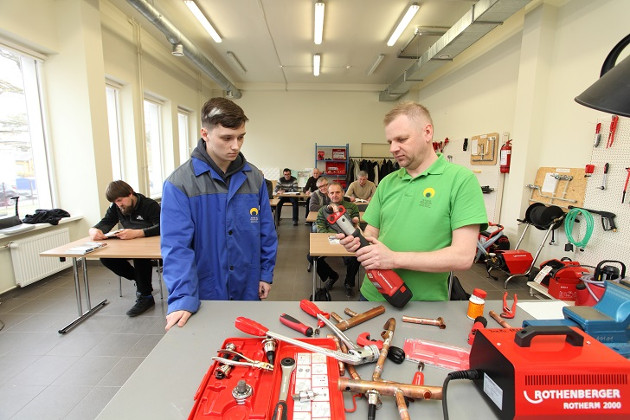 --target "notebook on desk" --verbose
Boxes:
[65,241,107,255]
